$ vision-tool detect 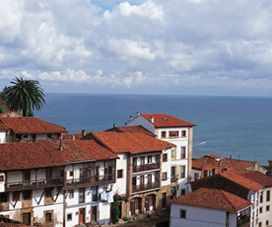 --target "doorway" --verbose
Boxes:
[78,208,85,224]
